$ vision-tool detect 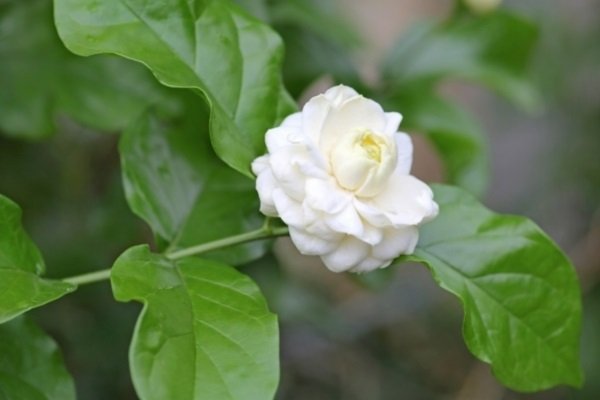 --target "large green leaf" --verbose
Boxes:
[408,185,583,391]
[385,93,488,196]
[0,0,176,139]
[120,107,267,265]
[111,245,279,400]
[382,11,540,110]
[54,0,296,177]
[0,195,75,324]
[0,316,76,400]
